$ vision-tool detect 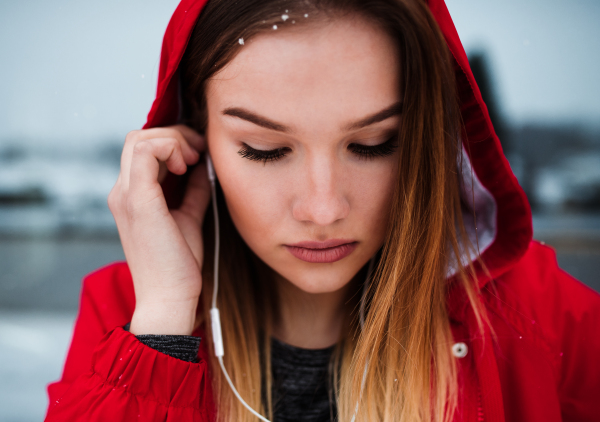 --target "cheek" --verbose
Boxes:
[221,162,396,246]
[210,152,291,254]
[349,162,397,239]
[221,175,287,248]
